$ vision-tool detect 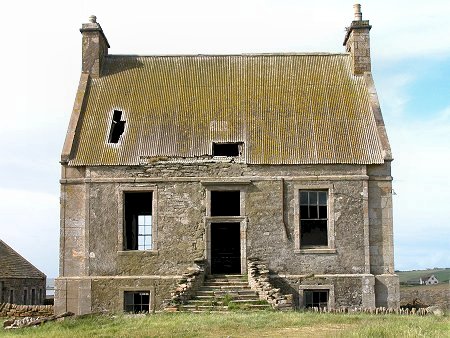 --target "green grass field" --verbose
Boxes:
[396,268,450,283]
[2,312,449,338]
